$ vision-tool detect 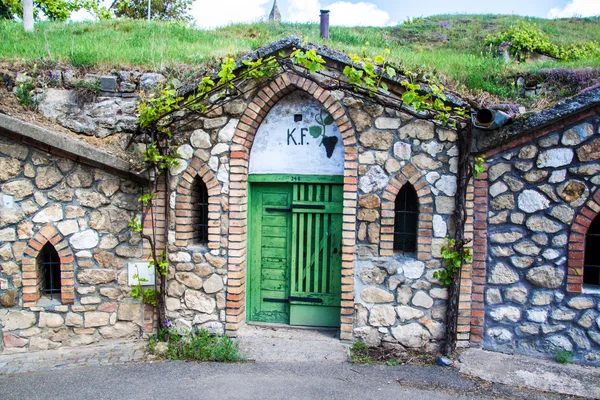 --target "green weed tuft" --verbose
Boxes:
[148,327,242,362]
